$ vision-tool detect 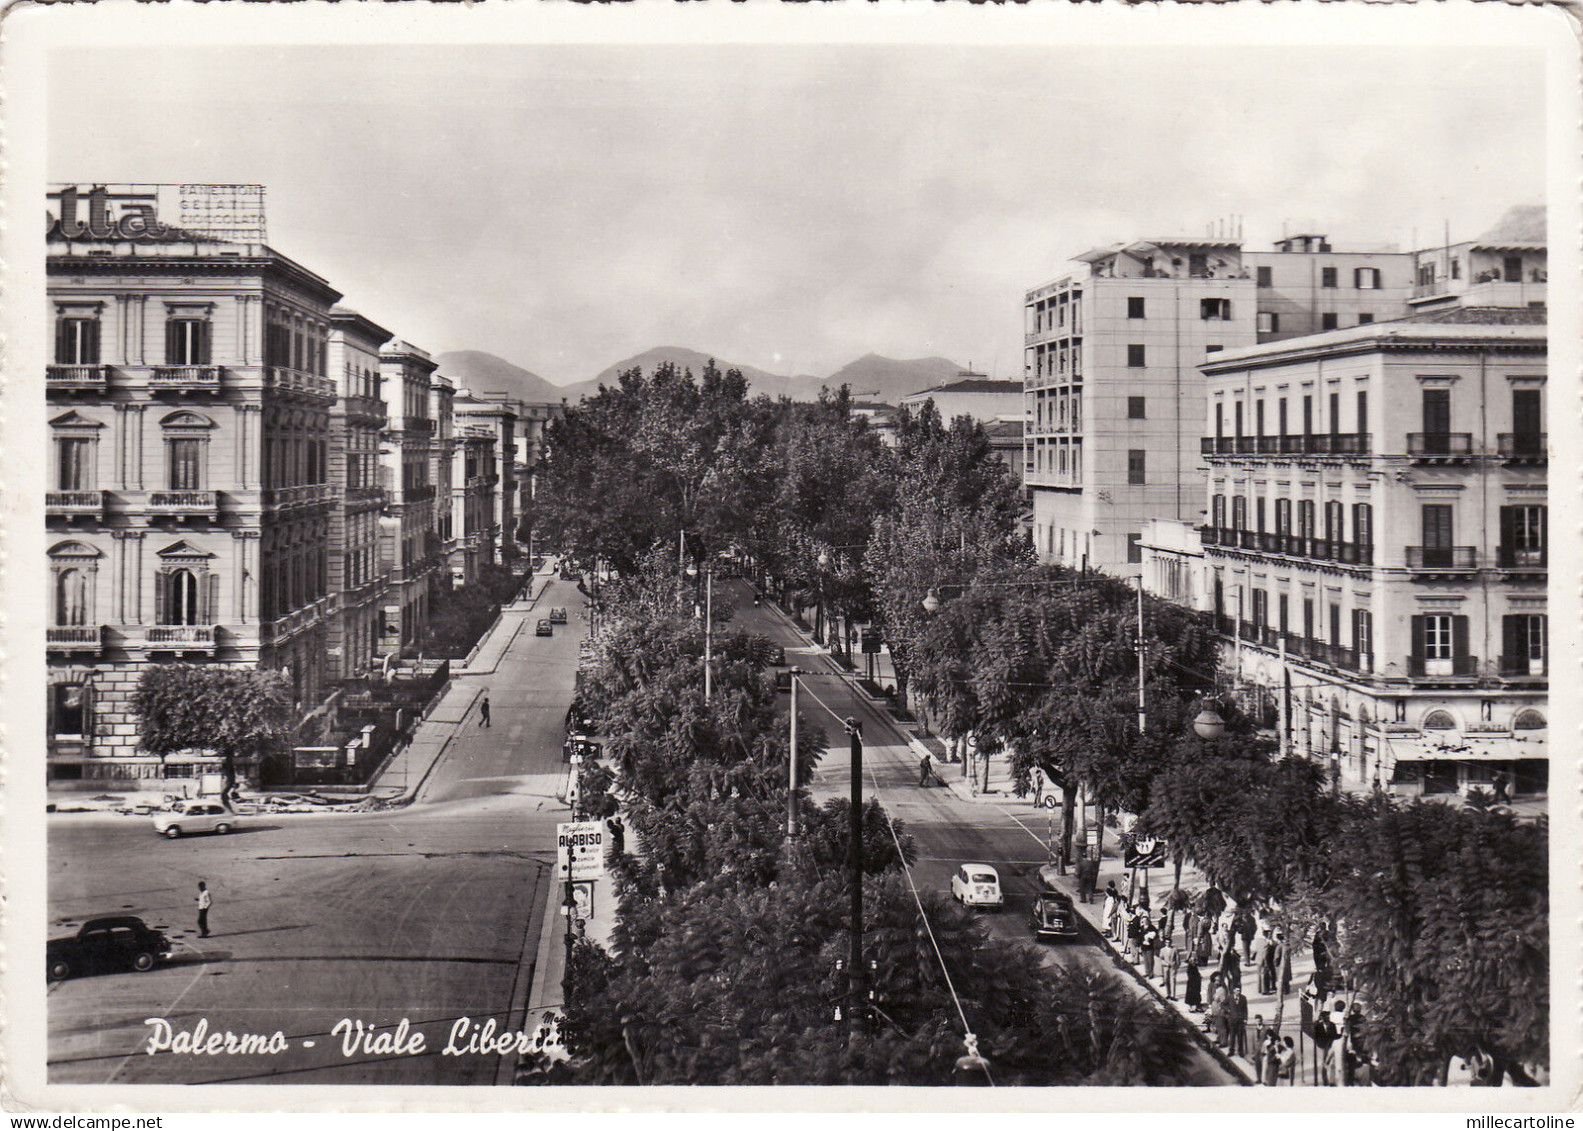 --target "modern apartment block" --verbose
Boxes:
[45,184,344,782]
[1024,234,1415,576]
[1198,308,1547,799]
